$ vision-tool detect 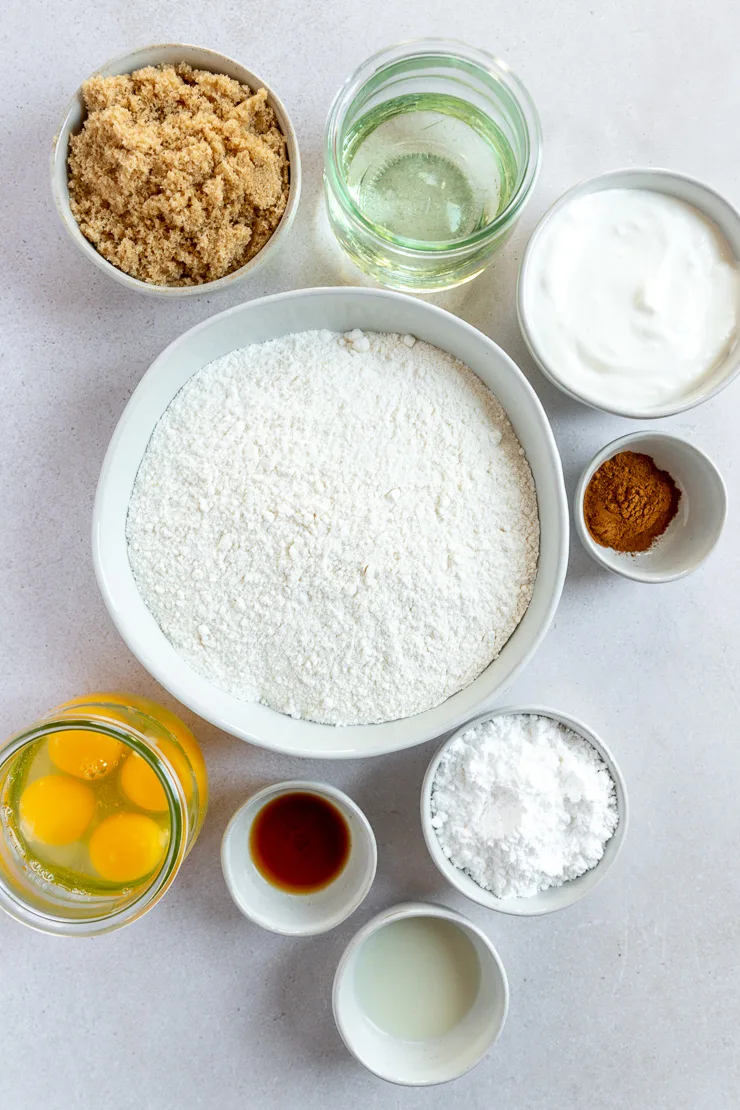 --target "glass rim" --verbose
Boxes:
[0,713,189,937]
[324,38,542,255]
